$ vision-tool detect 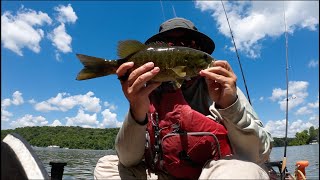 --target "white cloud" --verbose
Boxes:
[1,98,11,108]
[48,23,72,54]
[1,91,24,123]
[308,102,319,109]
[295,96,319,115]
[289,120,314,135]
[104,101,117,111]
[10,114,48,128]
[99,108,122,128]
[265,119,316,138]
[295,106,313,115]
[308,115,319,127]
[66,109,98,127]
[54,4,78,24]
[1,109,13,122]
[55,51,61,61]
[28,99,36,104]
[34,91,101,113]
[1,6,52,56]
[265,119,287,138]
[48,4,77,61]
[259,96,264,101]
[308,97,319,109]
[1,4,77,59]
[51,119,62,126]
[270,81,308,111]
[34,101,59,112]
[195,1,319,58]
[11,91,24,105]
[270,88,286,101]
[308,59,319,68]
[1,91,24,108]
